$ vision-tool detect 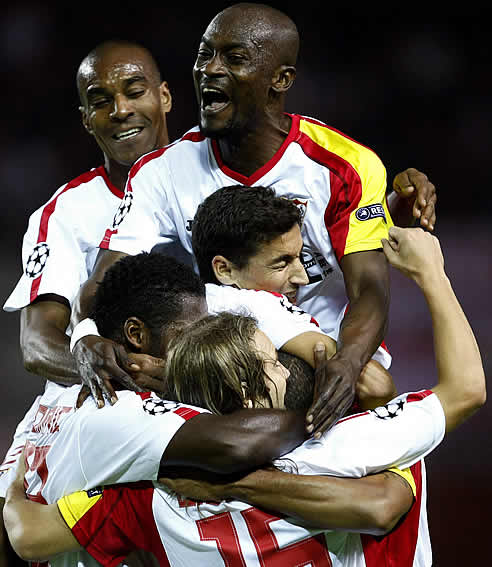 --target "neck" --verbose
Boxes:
[217,113,291,178]
[104,157,132,193]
